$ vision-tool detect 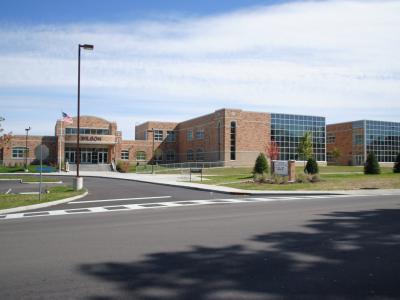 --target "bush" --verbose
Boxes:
[296,173,308,183]
[116,160,130,173]
[394,153,400,173]
[310,174,321,183]
[253,172,269,183]
[253,153,268,174]
[305,158,319,174]
[364,153,380,174]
